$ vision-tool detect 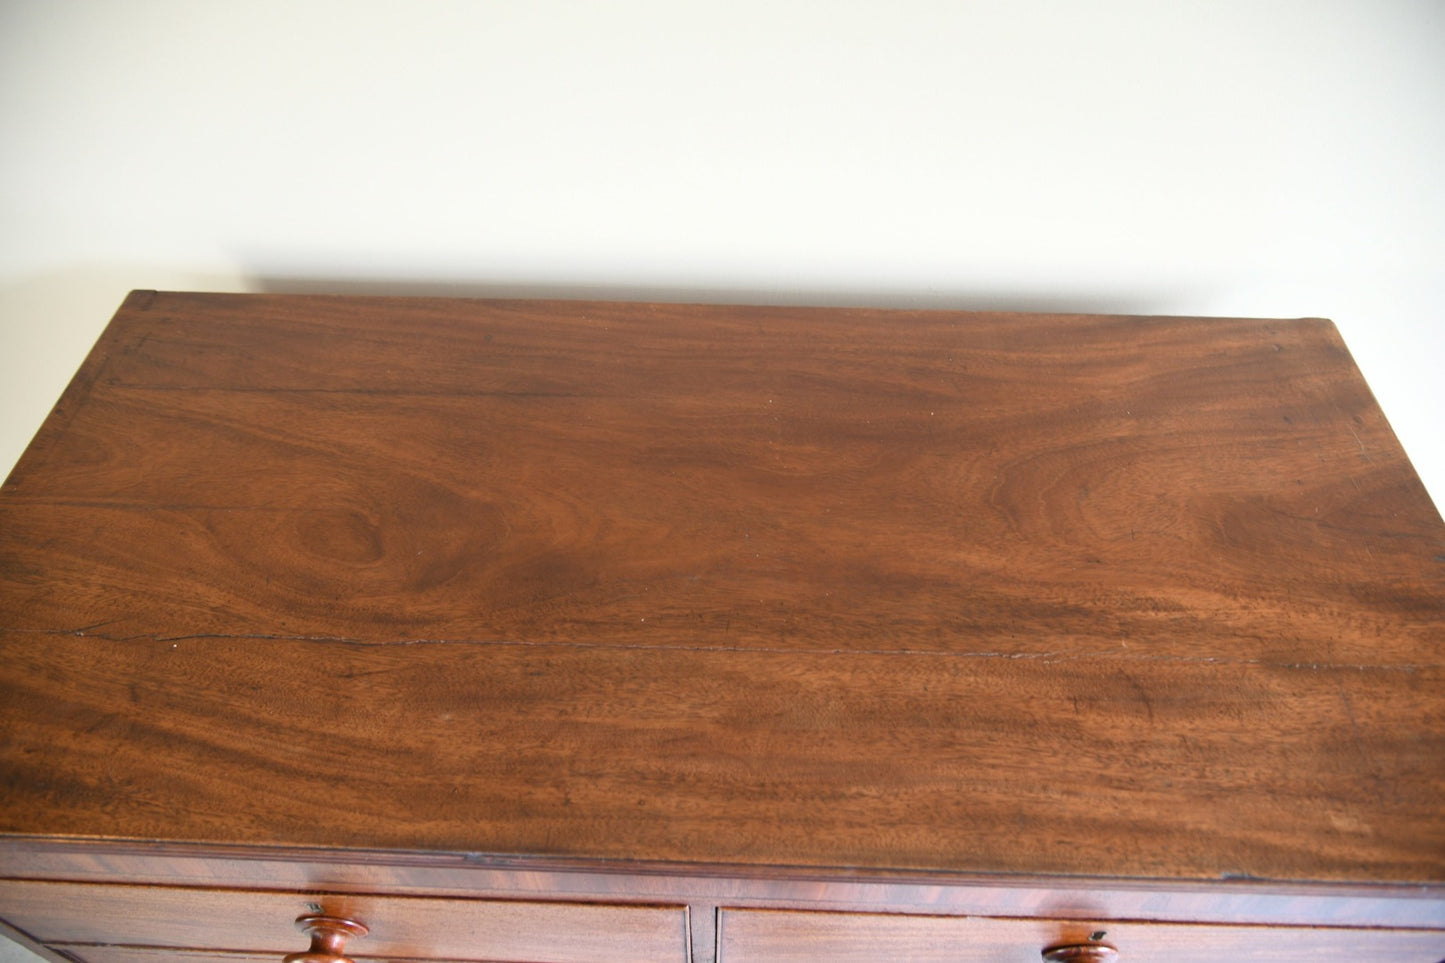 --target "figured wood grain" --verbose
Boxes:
[716,909,1445,963]
[2,294,1439,664]
[0,881,687,963]
[0,630,1441,880]
[1,293,1443,907]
